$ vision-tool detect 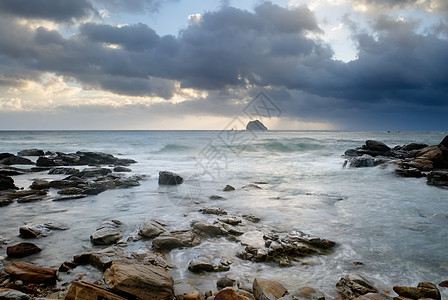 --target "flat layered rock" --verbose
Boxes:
[336,274,378,300]
[152,230,200,251]
[19,222,68,239]
[65,281,127,300]
[6,243,41,258]
[139,219,166,238]
[393,282,441,300]
[253,278,288,300]
[4,262,57,284]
